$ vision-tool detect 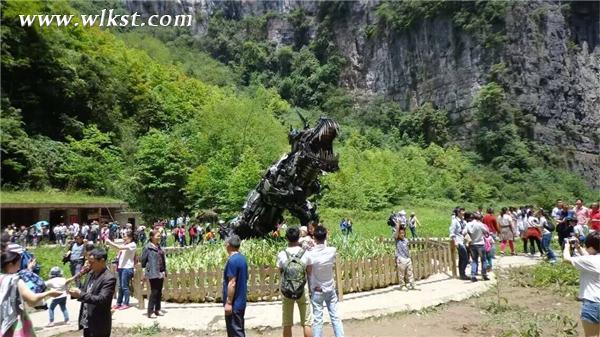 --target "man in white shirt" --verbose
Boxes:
[277,227,313,337]
[308,226,344,337]
[552,199,564,220]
